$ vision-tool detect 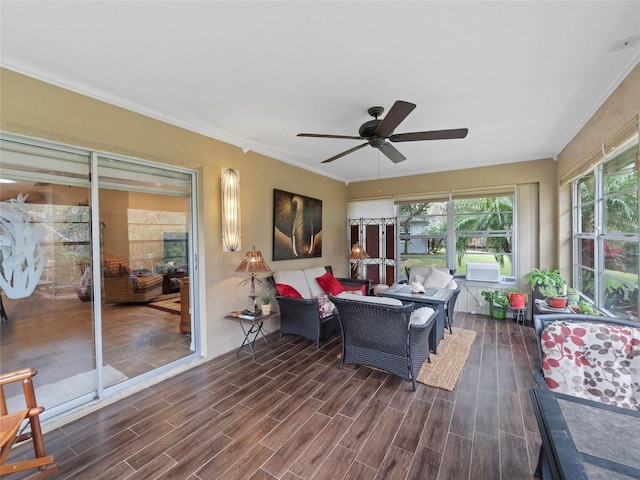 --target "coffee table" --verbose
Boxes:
[530,387,640,479]
[377,285,453,354]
